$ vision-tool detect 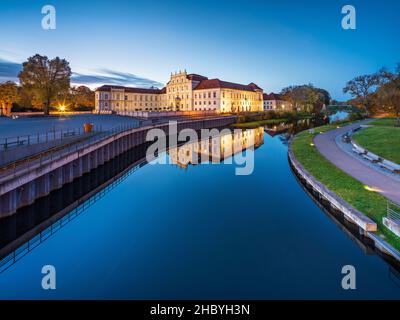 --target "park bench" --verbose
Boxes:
[342,133,351,143]
[352,127,362,133]
[362,152,381,163]
[1,140,26,149]
[380,159,400,174]
[352,145,366,155]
